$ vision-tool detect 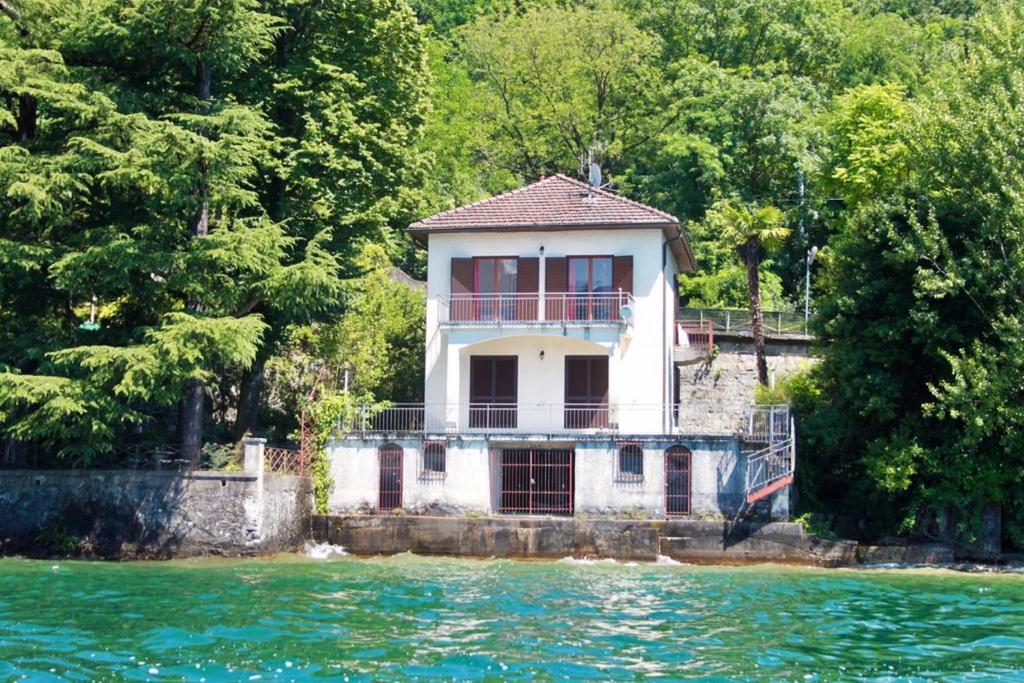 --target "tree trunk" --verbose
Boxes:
[181,379,205,462]
[744,239,769,386]
[16,93,36,142]
[180,57,212,463]
[232,356,265,441]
